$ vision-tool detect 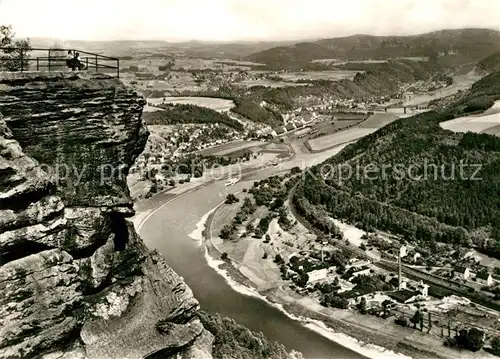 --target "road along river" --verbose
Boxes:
[137,143,374,359]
